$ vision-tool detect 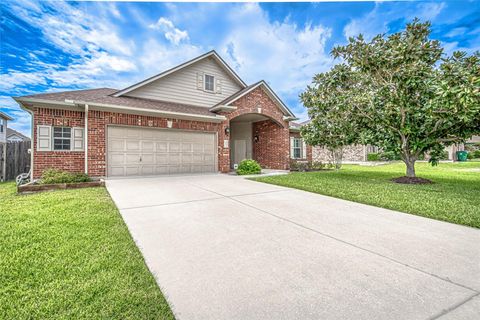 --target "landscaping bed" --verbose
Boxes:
[18,180,105,193]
